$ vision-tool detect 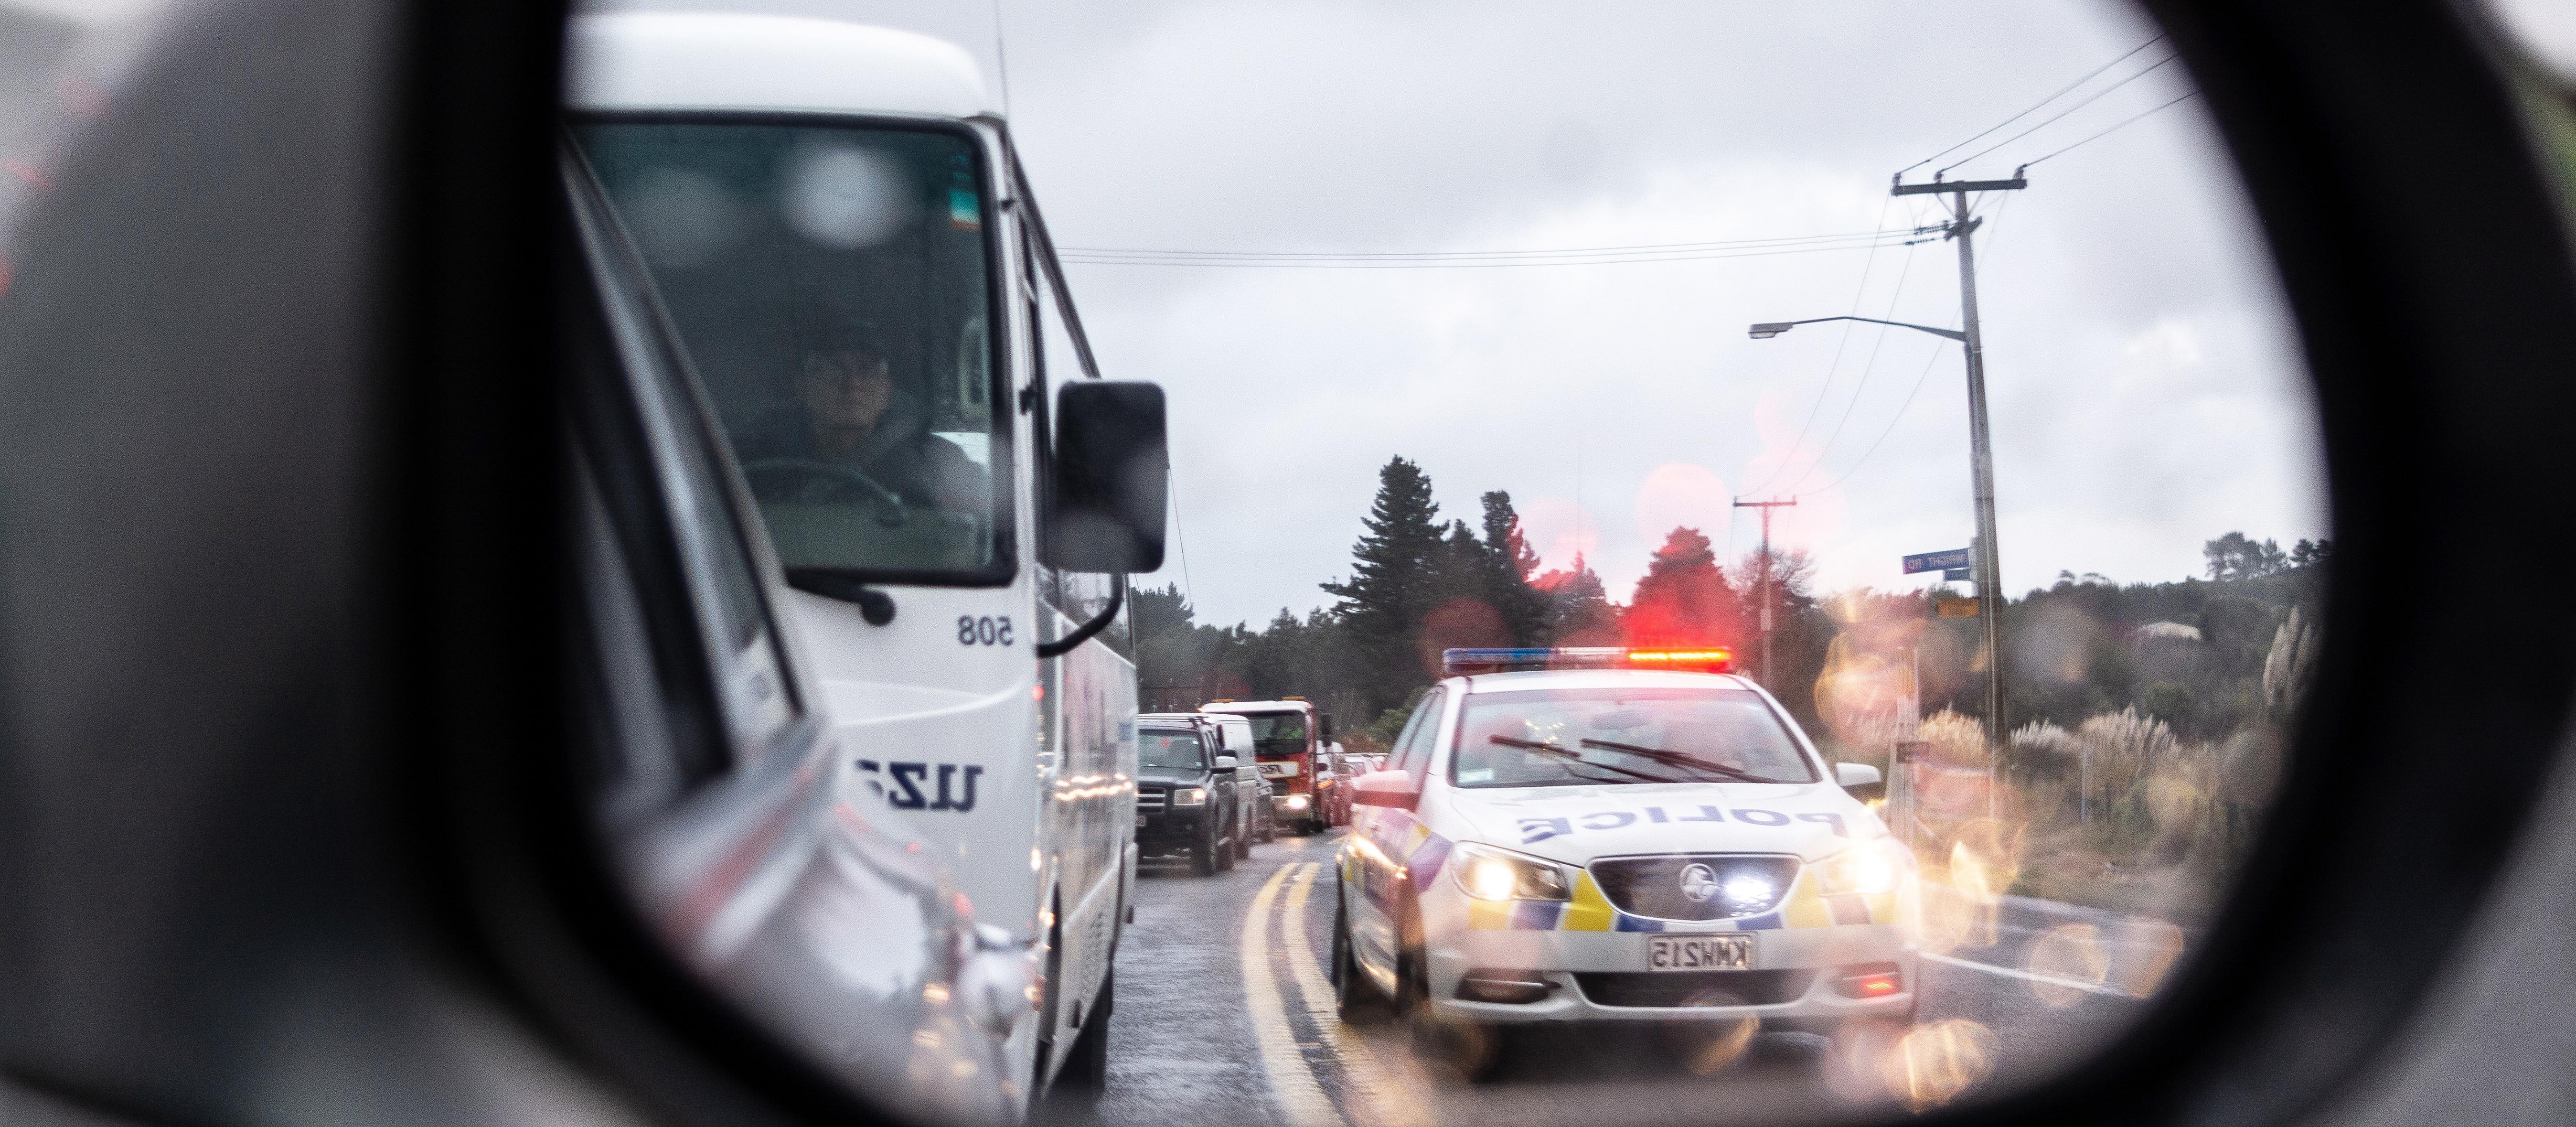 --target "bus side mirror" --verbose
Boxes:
[1045,381,1168,573]
[1319,713,1334,740]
